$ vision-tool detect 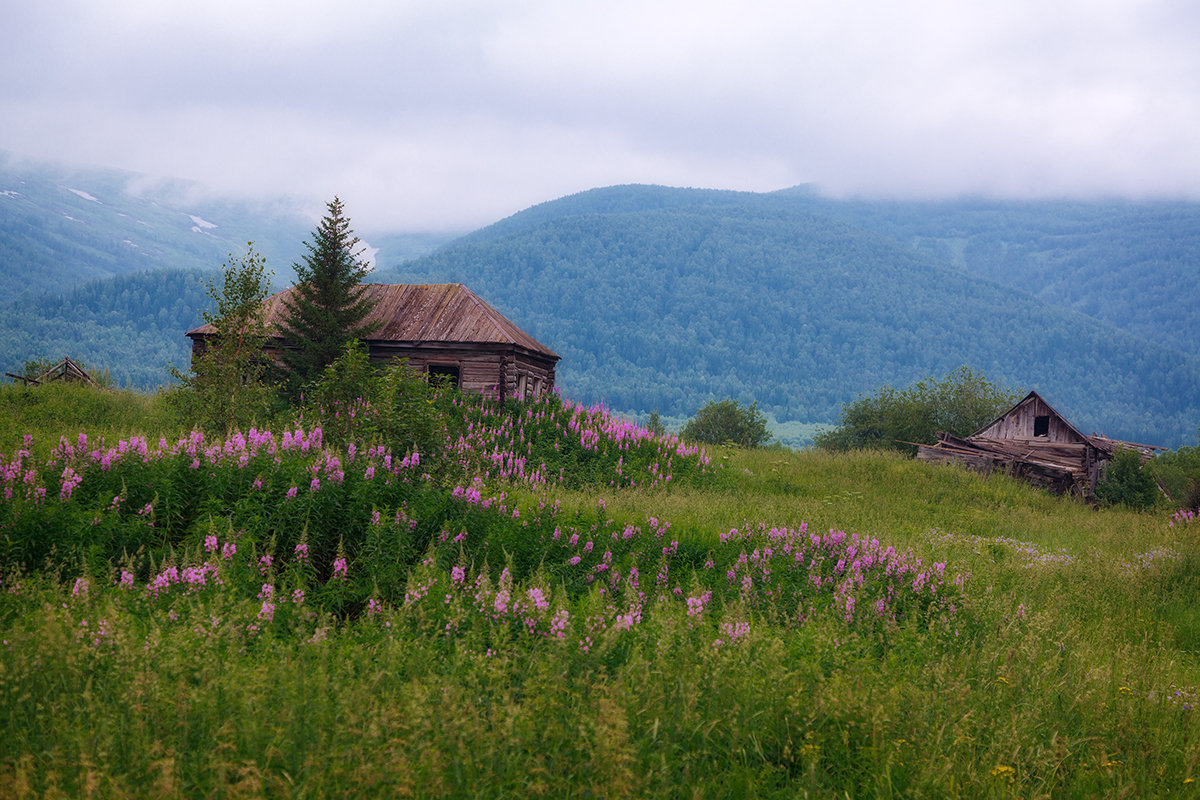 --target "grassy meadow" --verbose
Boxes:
[1,382,1199,798]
